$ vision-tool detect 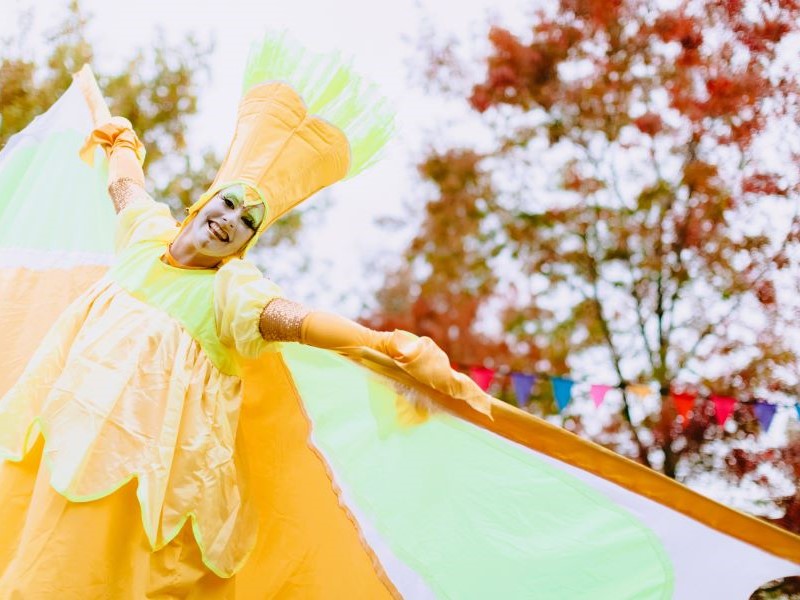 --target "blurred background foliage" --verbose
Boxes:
[364,1,800,595]
[364,0,800,550]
